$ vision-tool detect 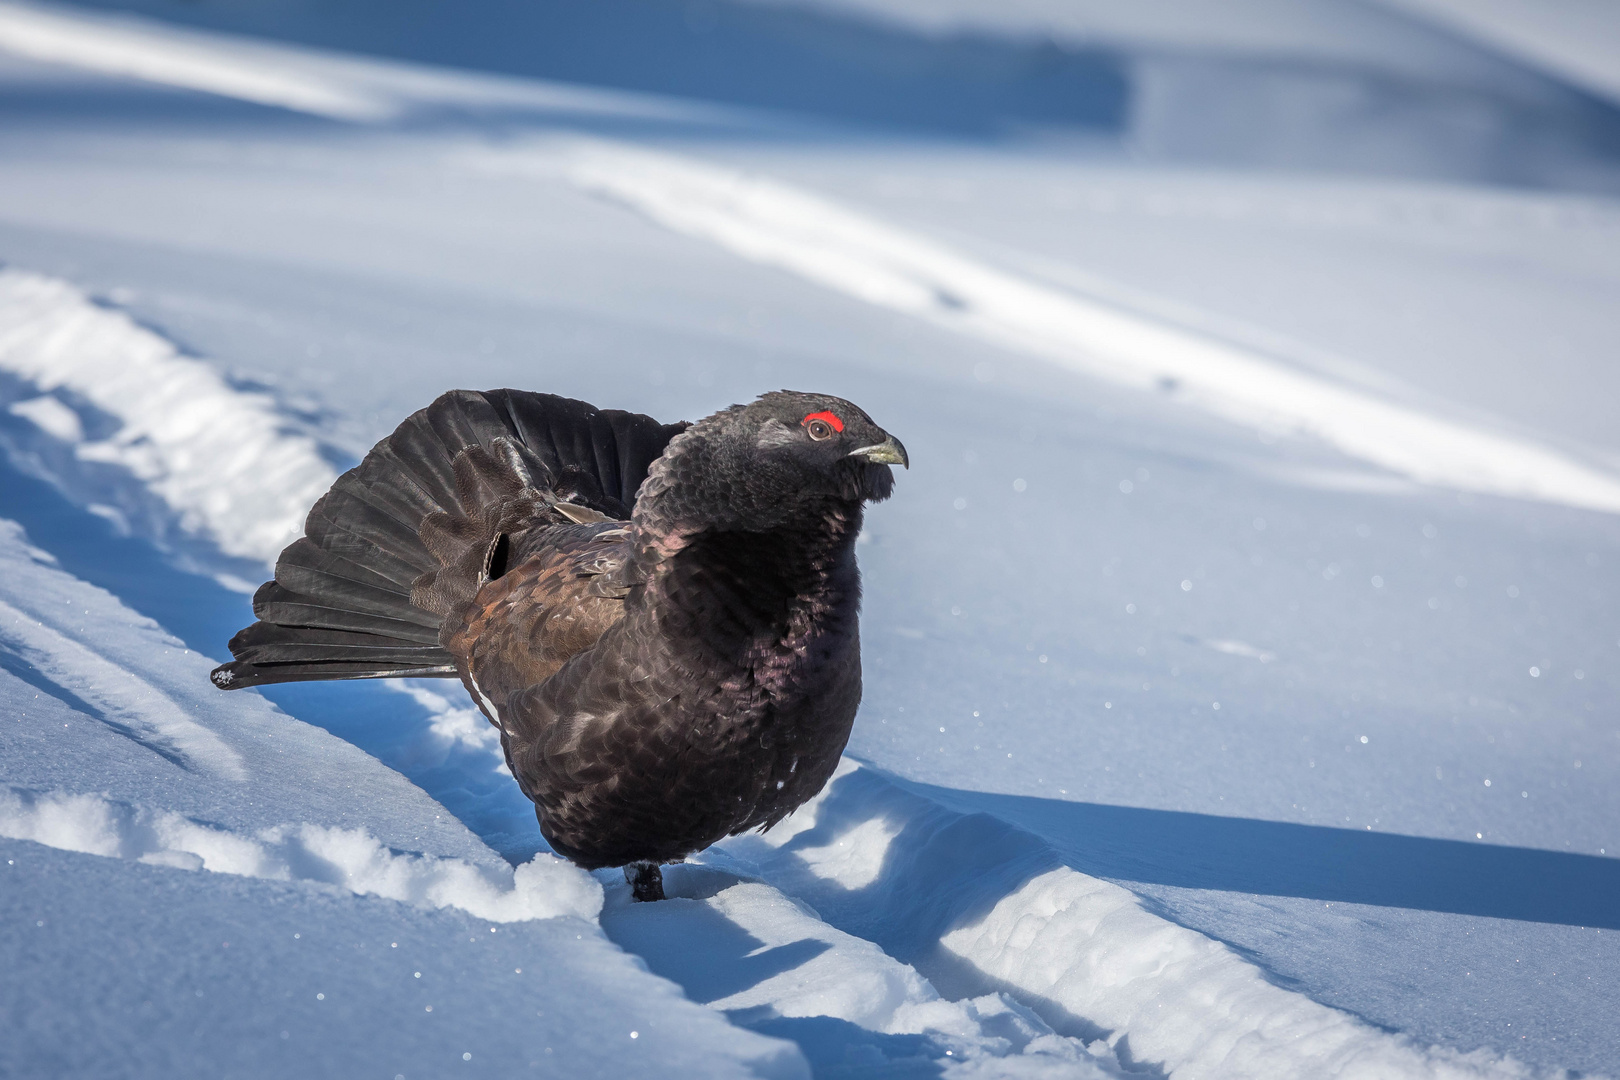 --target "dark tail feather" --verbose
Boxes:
[211,390,685,690]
